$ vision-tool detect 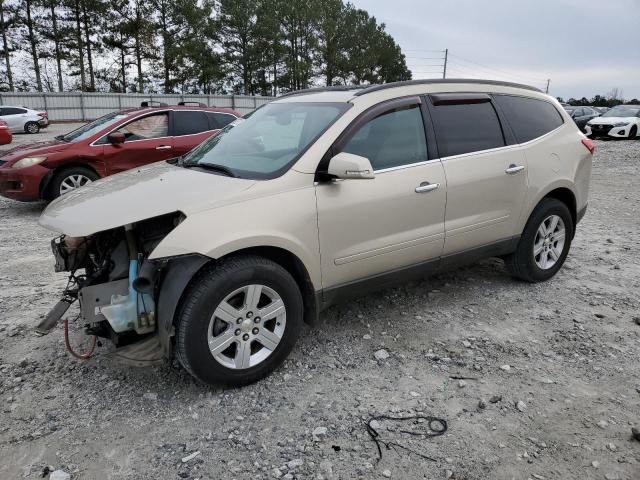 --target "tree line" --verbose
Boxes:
[557,88,639,107]
[0,0,412,95]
